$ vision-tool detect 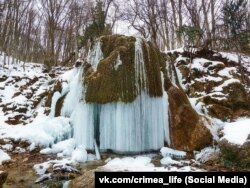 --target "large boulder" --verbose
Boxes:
[168,86,213,151]
[84,35,164,103]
